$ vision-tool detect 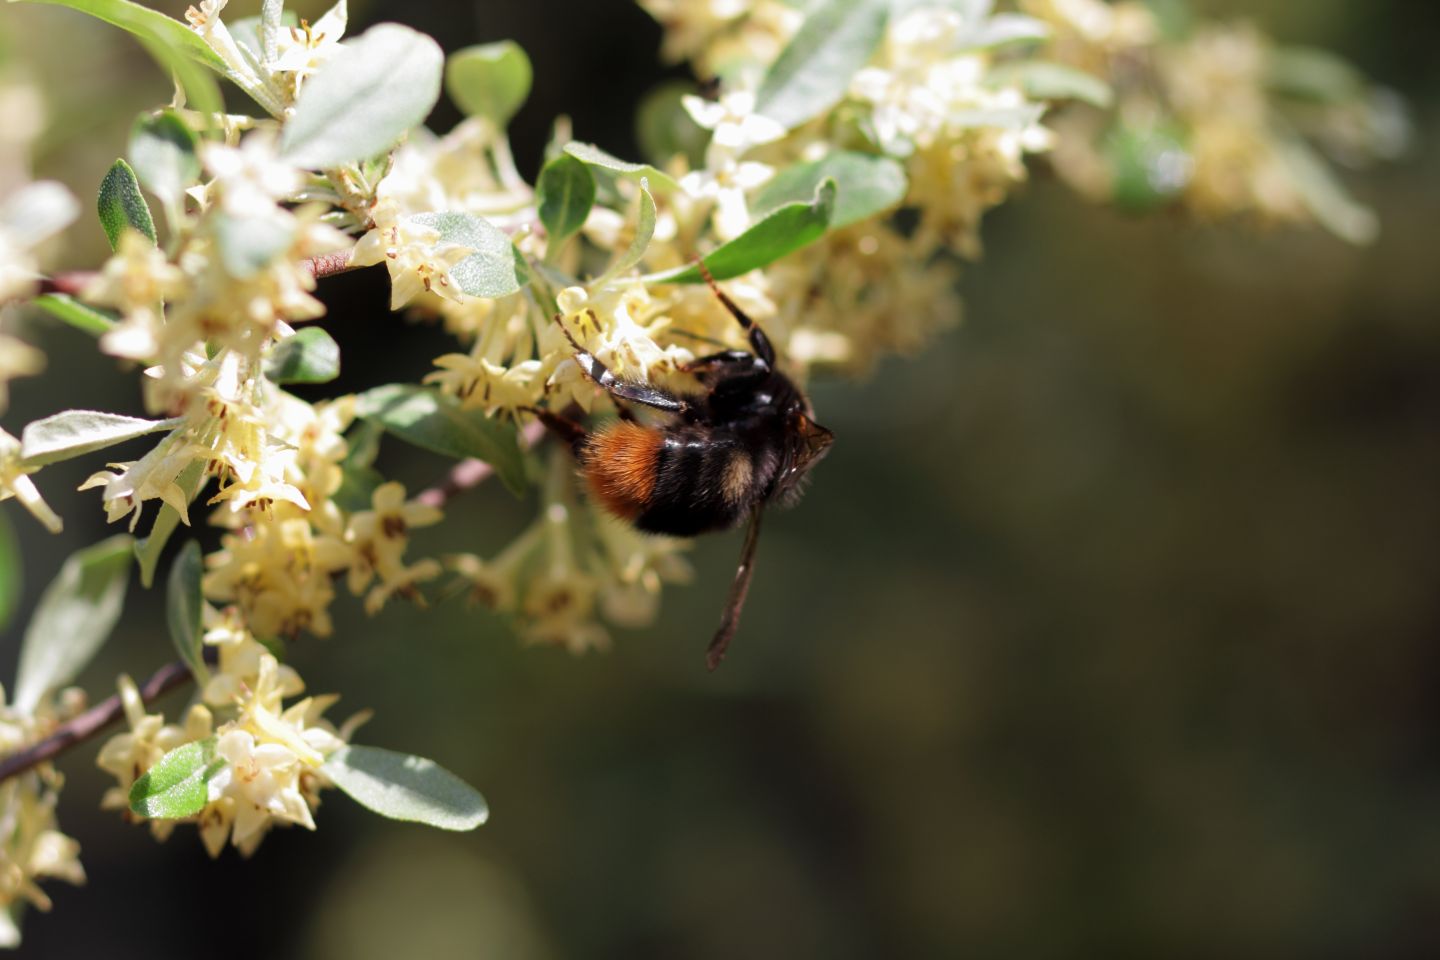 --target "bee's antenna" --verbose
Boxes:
[706,507,765,671]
